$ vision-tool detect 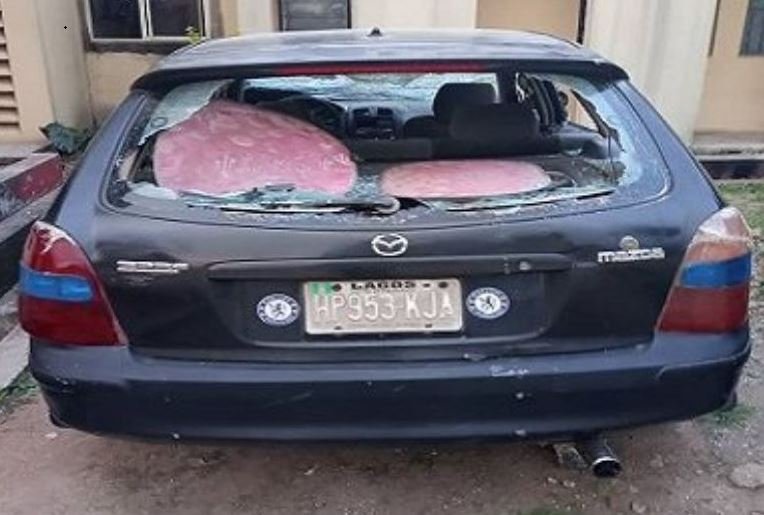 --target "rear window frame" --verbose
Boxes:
[99,62,672,231]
